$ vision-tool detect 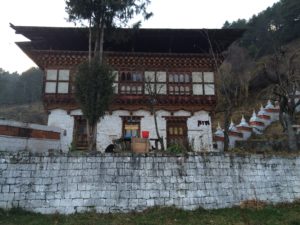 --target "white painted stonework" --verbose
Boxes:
[48,109,74,152]
[96,111,126,152]
[138,110,170,149]
[187,111,213,151]
[47,108,213,152]
[0,120,62,152]
[0,136,61,152]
